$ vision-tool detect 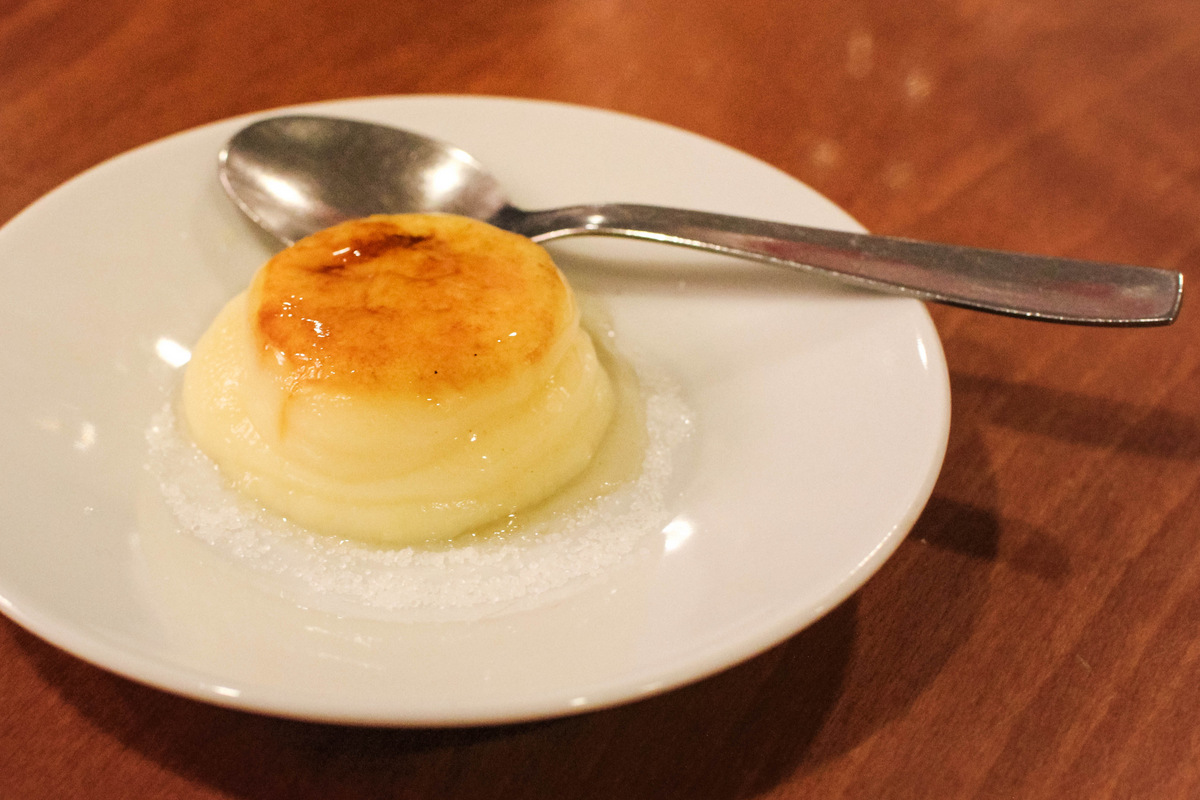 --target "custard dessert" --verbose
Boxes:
[182,214,615,545]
